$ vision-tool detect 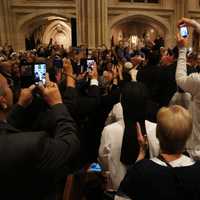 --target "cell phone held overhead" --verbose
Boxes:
[179,24,189,38]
